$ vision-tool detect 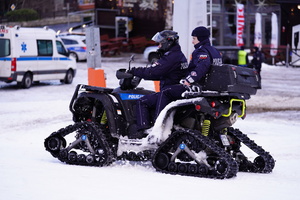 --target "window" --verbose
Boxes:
[37,40,53,56]
[0,39,10,57]
[61,38,78,45]
[56,41,68,55]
